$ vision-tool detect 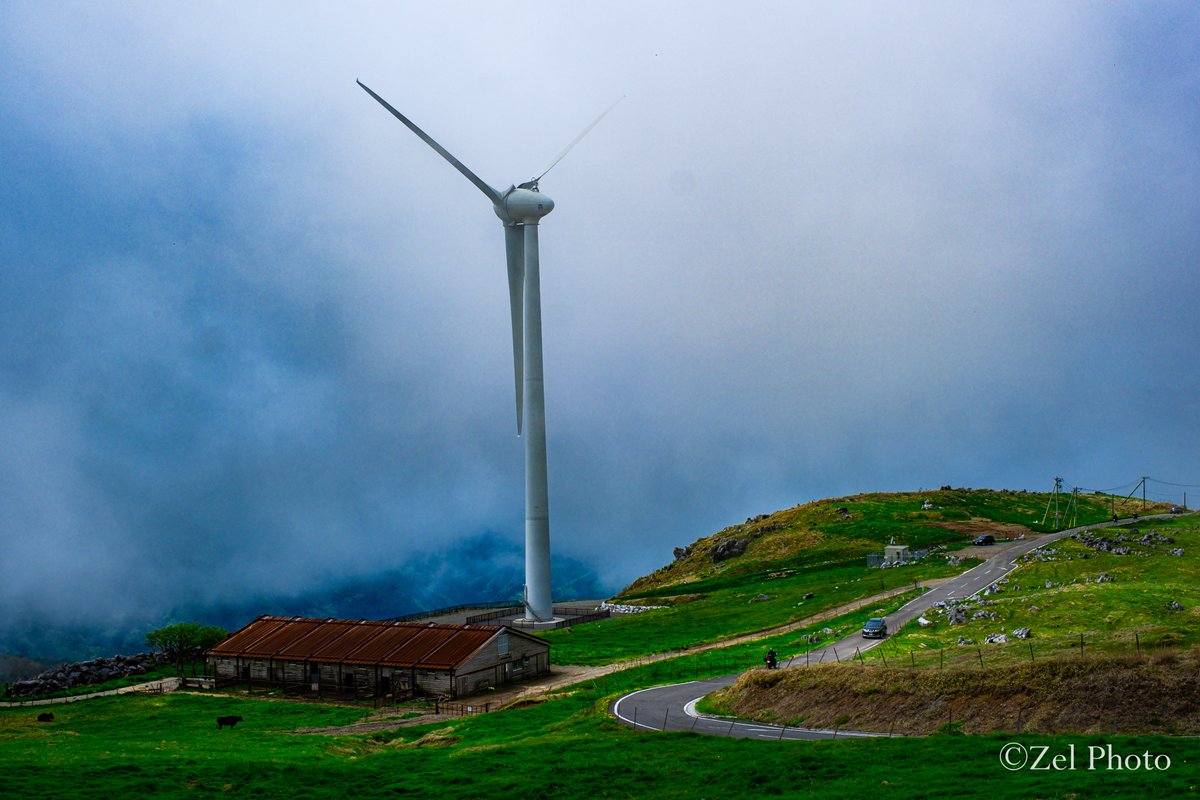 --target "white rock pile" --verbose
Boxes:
[600,602,667,614]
